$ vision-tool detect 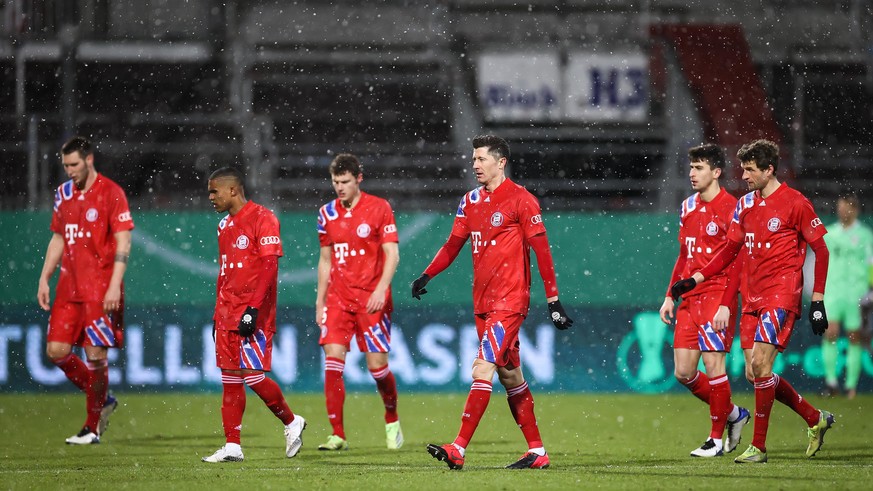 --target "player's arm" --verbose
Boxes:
[411,233,466,300]
[237,254,279,337]
[37,233,65,311]
[315,245,332,326]
[103,230,131,313]
[808,237,830,335]
[366,241,399,314]
[659,244,688,324]
[529,232,573,330]
[671,238,742,298]
[712,252,744,332]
